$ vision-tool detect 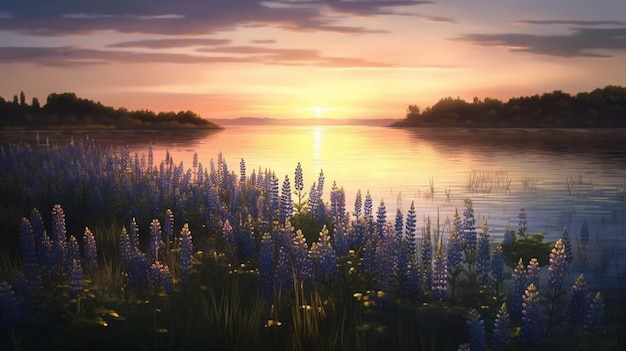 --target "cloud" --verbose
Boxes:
[251,39,277,44]
[452,27,626,58]
[108,38,231,49]
[0,0,432,36]
[0,44,391,68]
[516,19,626,26]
